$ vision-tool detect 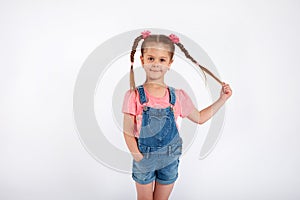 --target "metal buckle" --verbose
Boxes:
[170,105,174,112]
[143,106,148,111]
